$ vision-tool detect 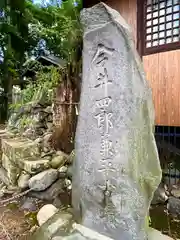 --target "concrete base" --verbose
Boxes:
[148,228,176,240]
